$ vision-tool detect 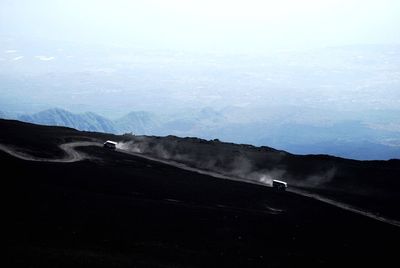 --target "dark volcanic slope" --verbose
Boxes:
[116,132,400,221]
[2,119,399,268]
